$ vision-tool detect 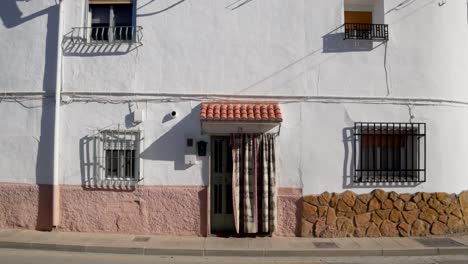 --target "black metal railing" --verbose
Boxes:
[344,23,388,41]
[70,26,143,44]
[354,122,426,183]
